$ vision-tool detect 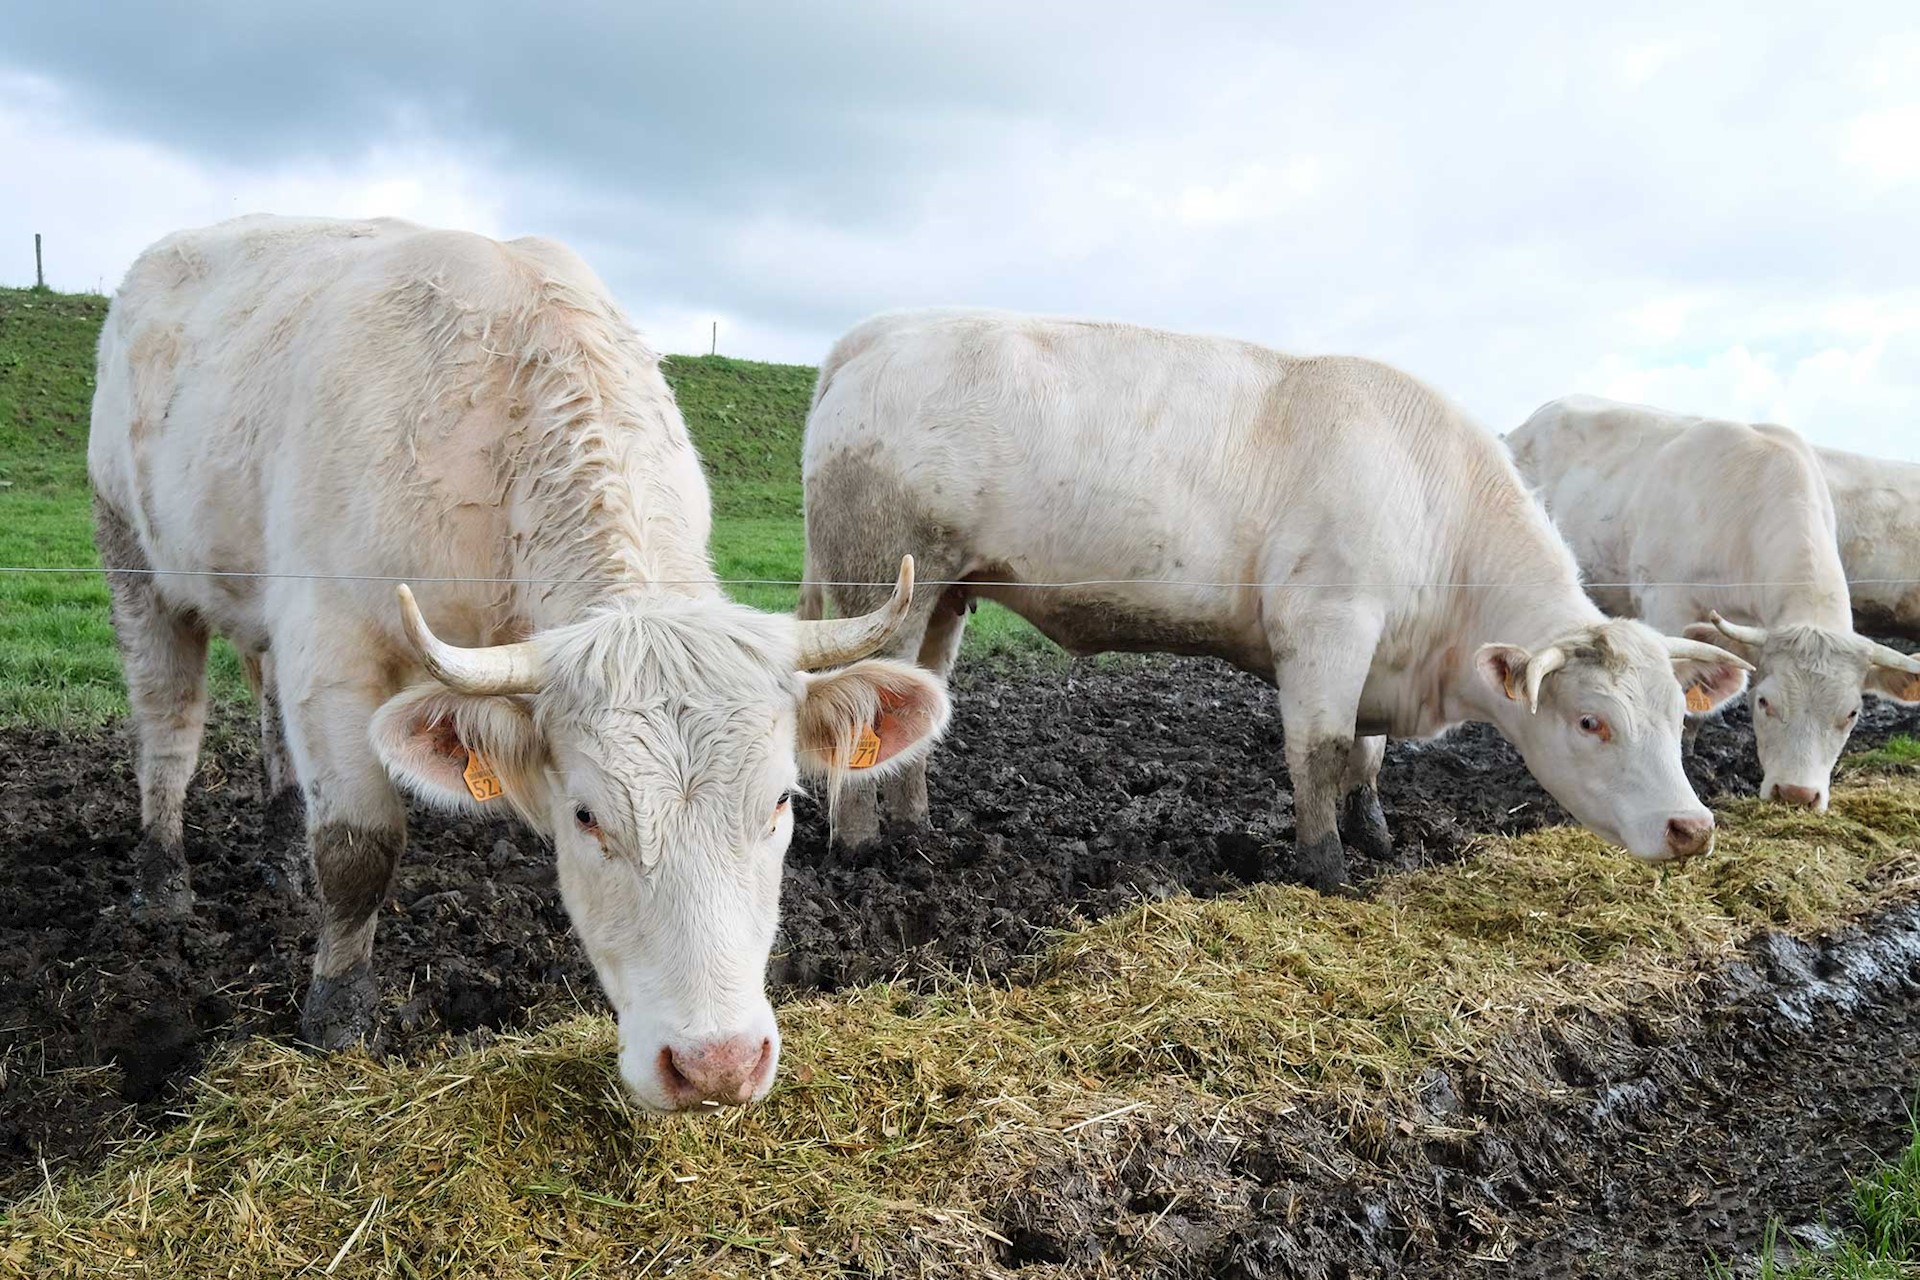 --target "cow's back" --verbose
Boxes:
[89,215,682,648]
[1512,396,1848,631]
[1819,445,1920,637]
[806,309,1551,669]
